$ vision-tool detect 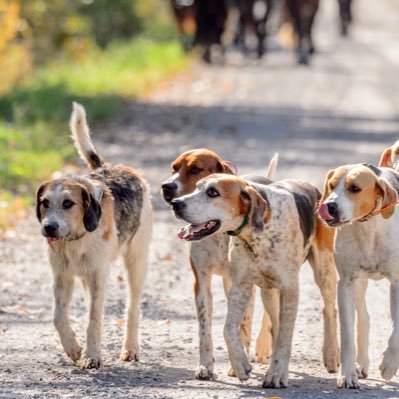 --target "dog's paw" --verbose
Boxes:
[336,373,360,389]
[120,349,139,362]
[229,358,252,382]
[82,357,103,369]
[356,362,369,379]
[66,345,82,362]
[255,337,272,364]
[262,361,288,388]
[195,365,214,380]
[379,351,399,381]
[323,345,340,373]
